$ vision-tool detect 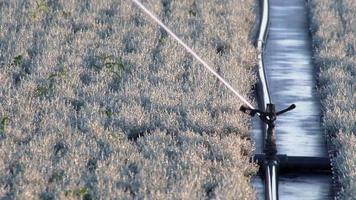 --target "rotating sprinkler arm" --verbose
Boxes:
[276,104,296,116]
[240,104,296,125]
